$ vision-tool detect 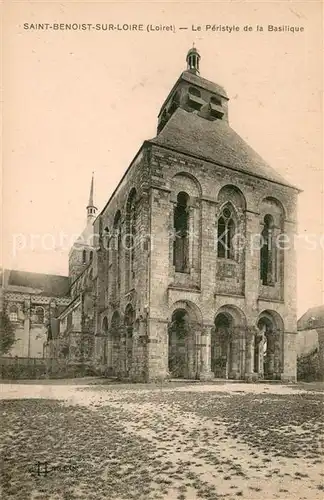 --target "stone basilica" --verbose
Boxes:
[45,48,299,382]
